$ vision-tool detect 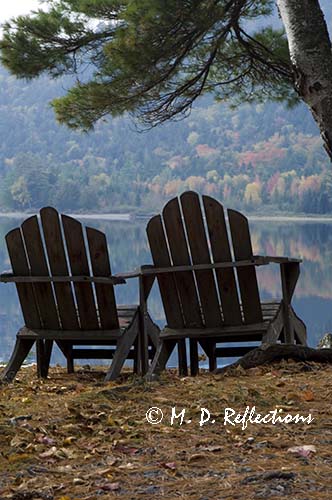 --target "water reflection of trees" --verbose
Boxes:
[251,222,332,299]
